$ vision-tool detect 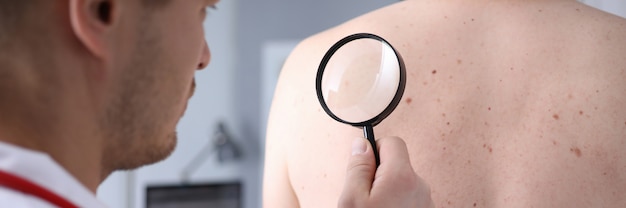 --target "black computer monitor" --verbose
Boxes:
[146,182,242,208]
